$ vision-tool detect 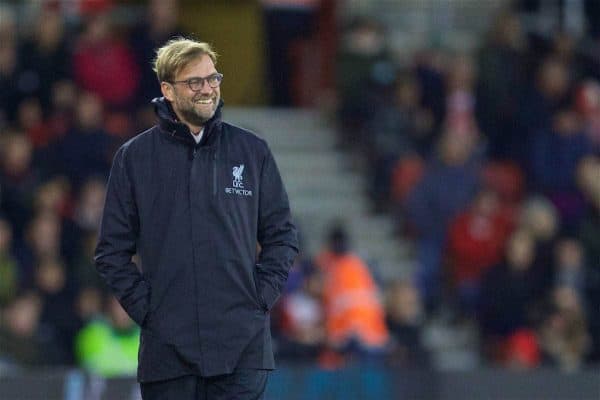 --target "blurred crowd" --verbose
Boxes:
[0,0,598,378]
[332,6,599,371]
[0,0,185,376]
